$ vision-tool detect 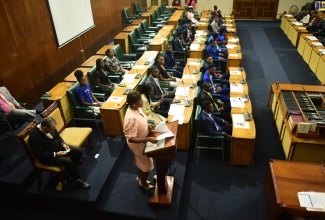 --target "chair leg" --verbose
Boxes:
[194,137,199,159]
